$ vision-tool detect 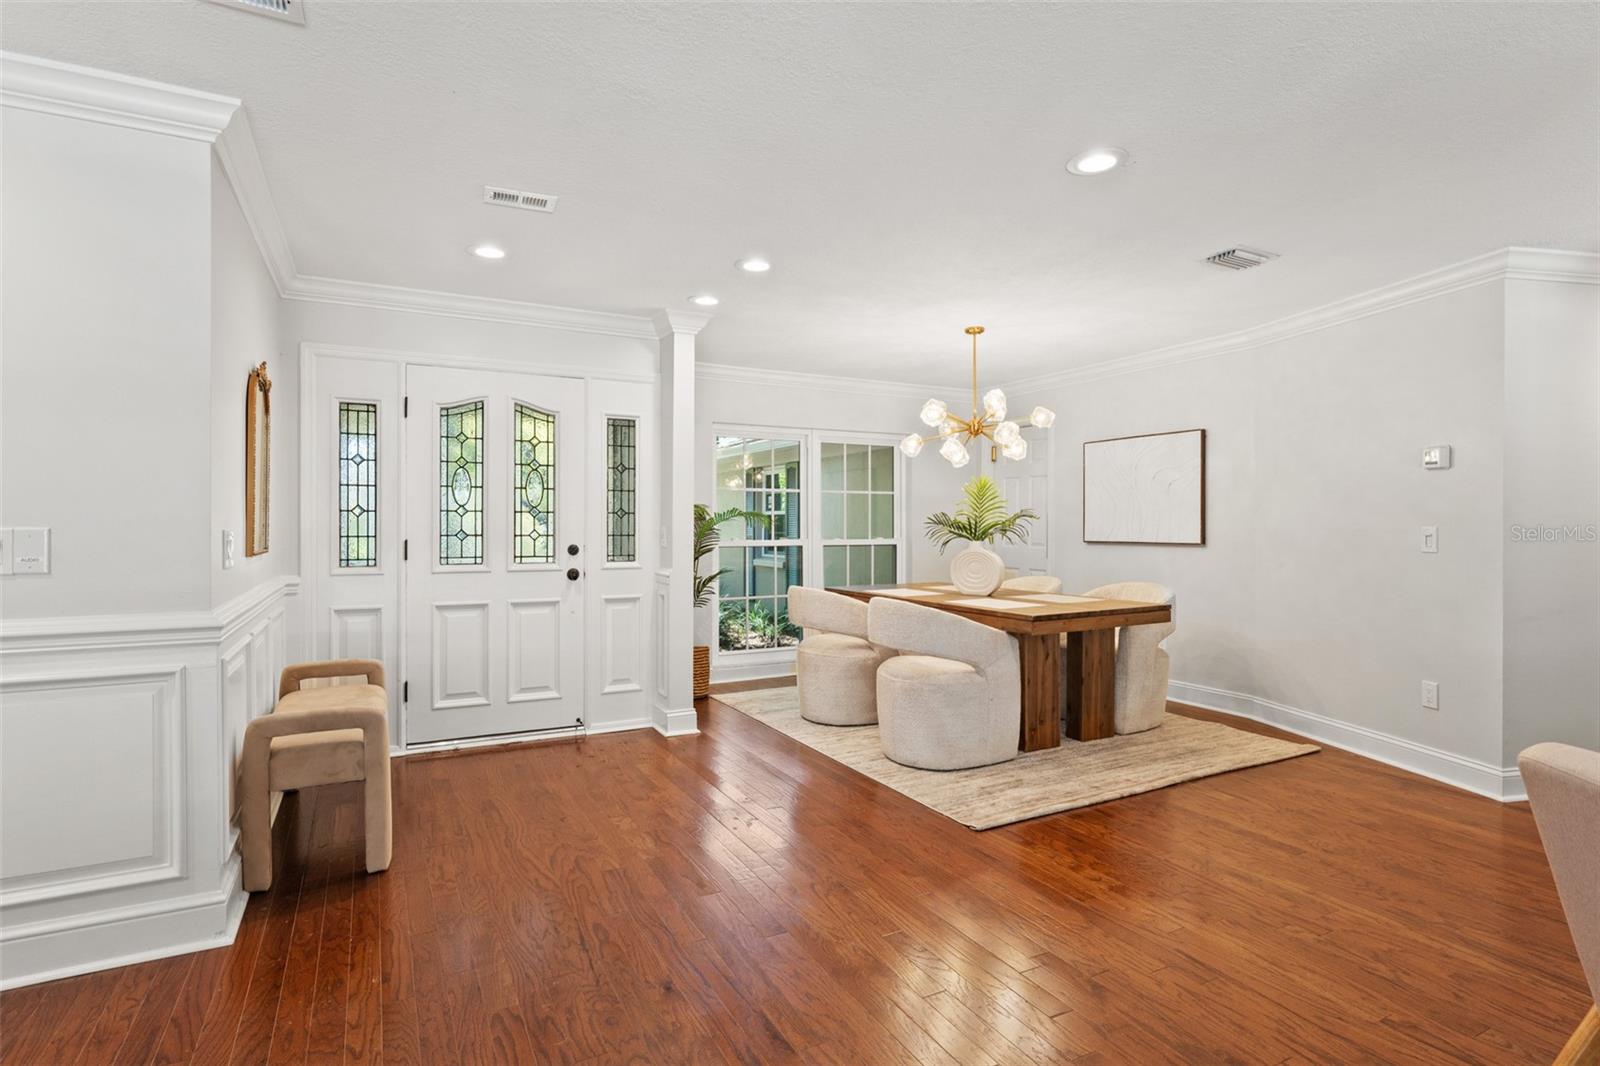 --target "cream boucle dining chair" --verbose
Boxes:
[867,598,1021,771]
[788,587,895,725]
[1079,582,1176,735]
[239,659,392,892]
[1518,743,1600,1065]
[999,575,1062,594]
